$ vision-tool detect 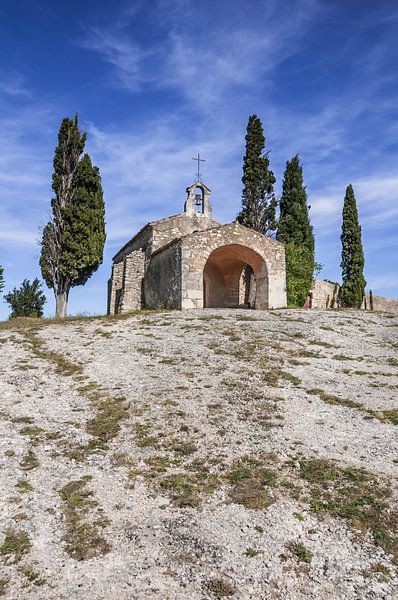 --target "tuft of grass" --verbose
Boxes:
[16,479,33,493]
[307,388,363,410]
[19,425,44,437]
[300,349,322,358]
[206,577,235,597]
[160,474,200,508]
[378,410,398,426]
[59,477,110,560]
[21,567,46,587]
[244,547,258,557]
[288,541,313,563]
[334,354,358,361]
[227,455,277,510]
[86,397,128,446]
[133,423,159,449]
[0,529,31,563]
[20,448,39,471]
[159,461,219,508]
[159,357,179,365]
[169,440,197,456]
[280,371,301,386]
[12,416,34,424]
